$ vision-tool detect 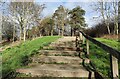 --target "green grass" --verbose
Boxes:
[95,38,119,51]
[89,38,120,77]
[2,36,60,78]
